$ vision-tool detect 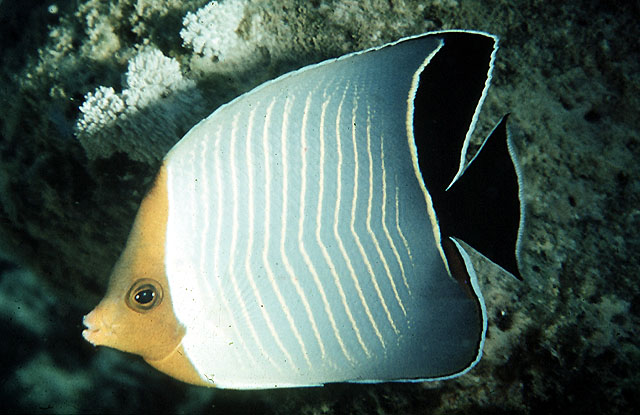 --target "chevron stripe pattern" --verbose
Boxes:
[163,34,485,388]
